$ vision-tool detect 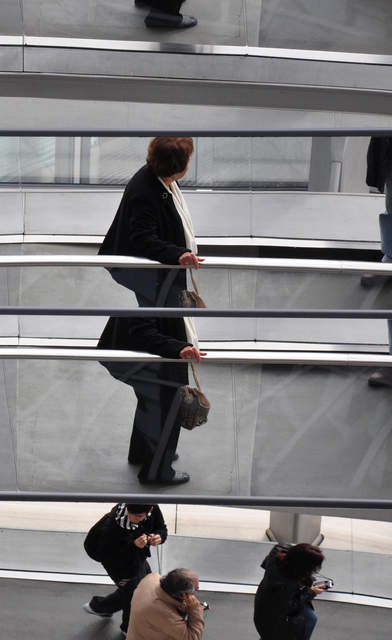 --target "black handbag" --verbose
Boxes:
[179,363,210,430]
